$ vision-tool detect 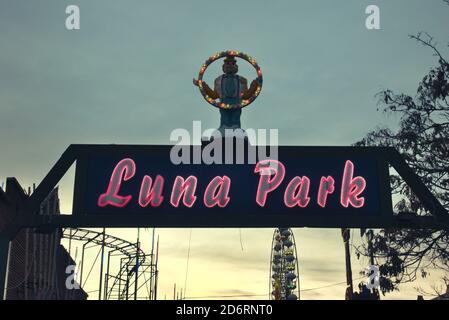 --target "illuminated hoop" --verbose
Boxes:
[196,50,263,110]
